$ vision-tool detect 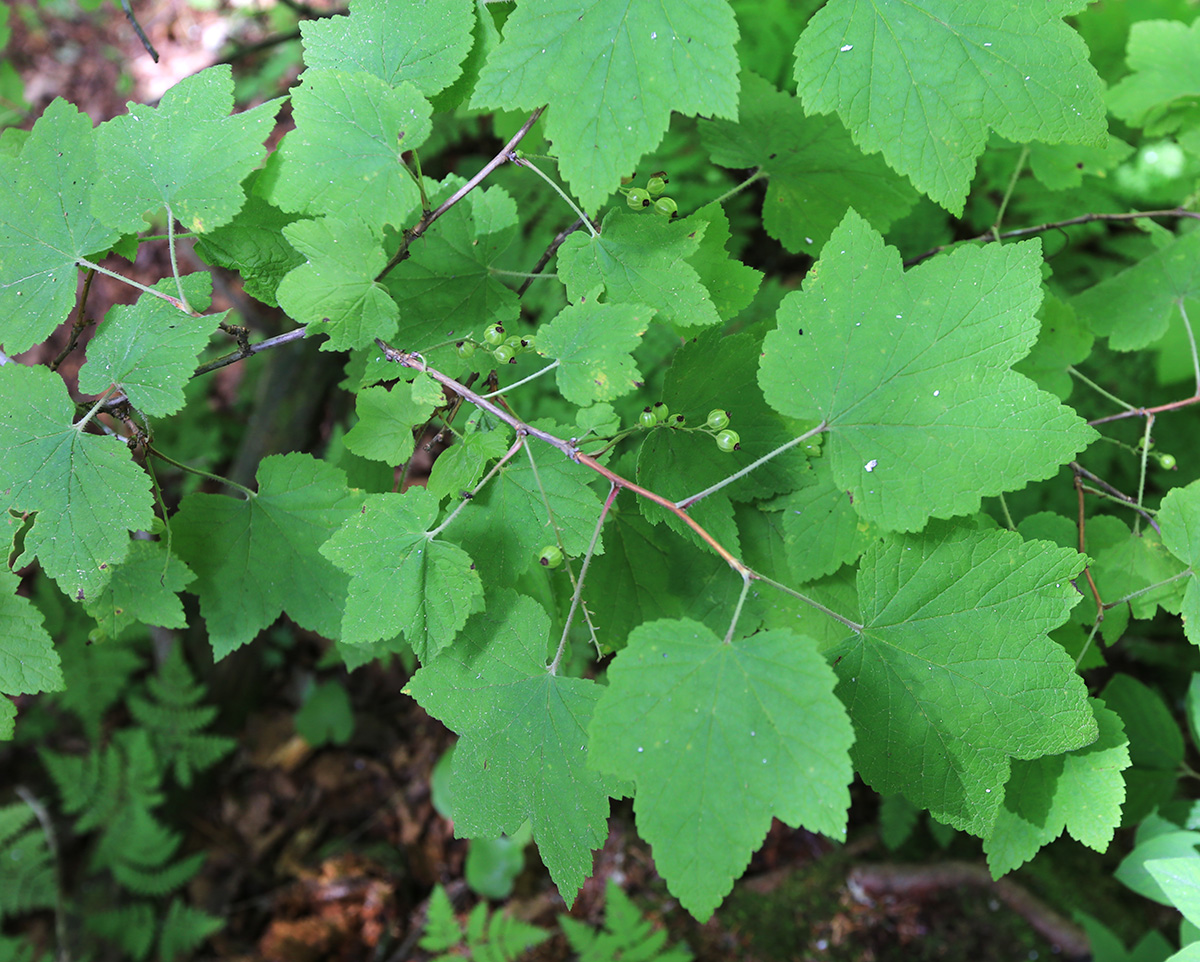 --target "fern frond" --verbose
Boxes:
[156,898,223,961]
[53,634,143,742]
[561,882,692,962]
[0,825,56,921]
[417,885,551,962]
[127,646,235,788]
[84,902,156,961]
